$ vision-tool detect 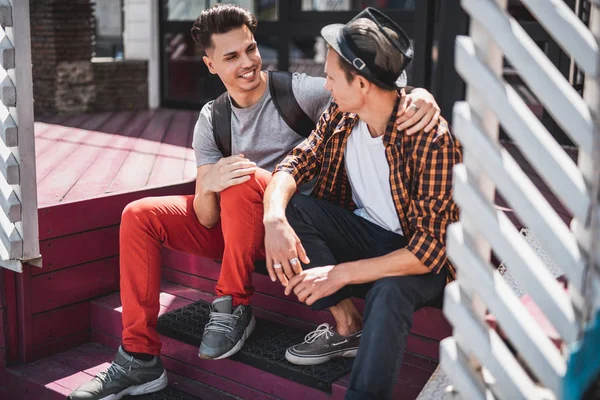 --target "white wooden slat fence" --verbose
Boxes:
[441,0,600,398]
[0,0,40,272]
